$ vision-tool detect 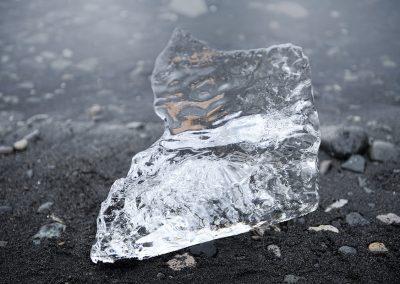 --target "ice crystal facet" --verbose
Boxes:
[91,29,320,263]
